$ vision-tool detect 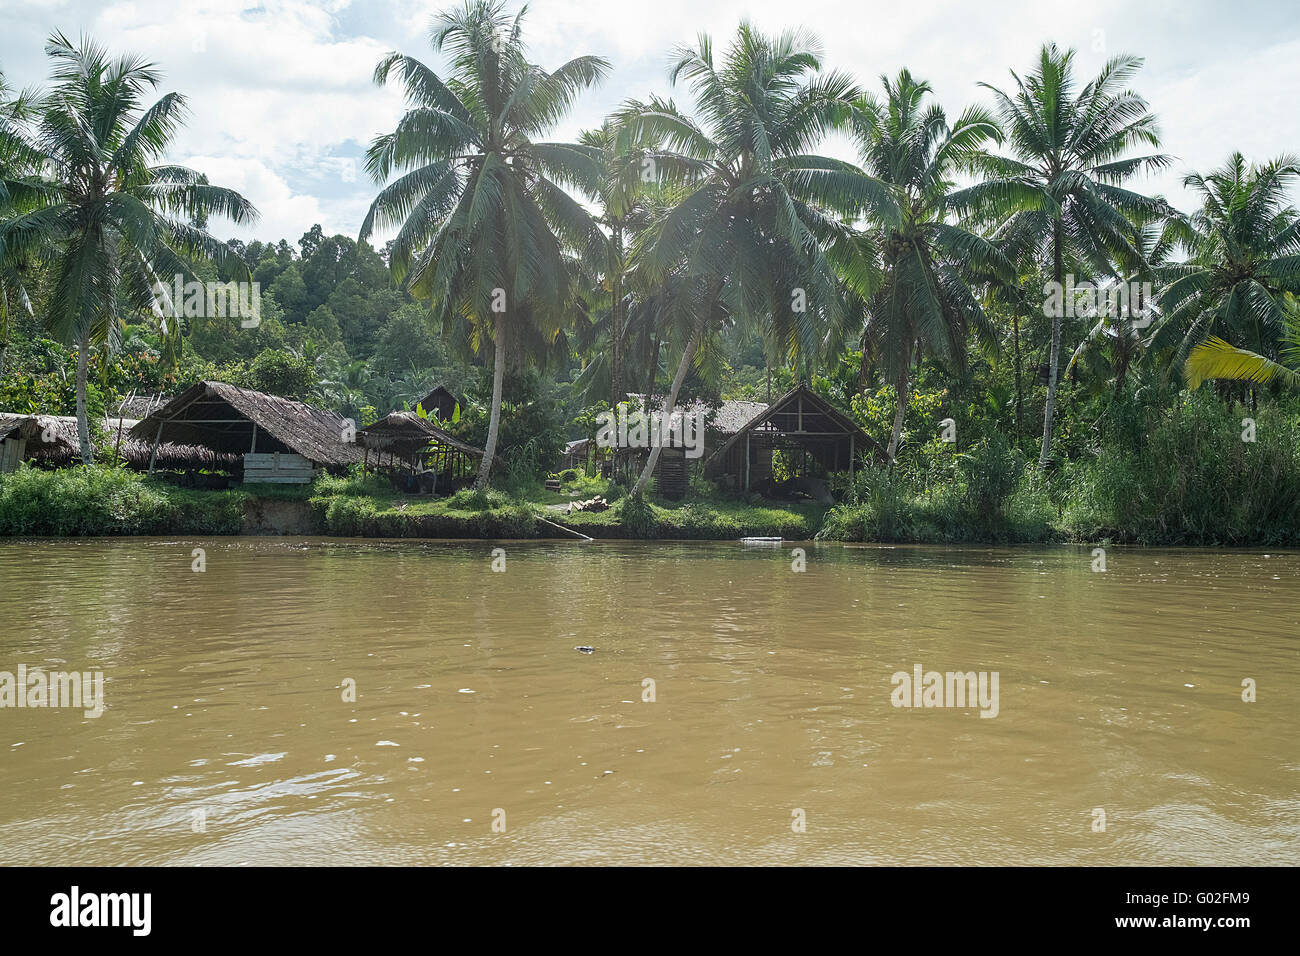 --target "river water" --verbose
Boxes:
[0,537,1296,865]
